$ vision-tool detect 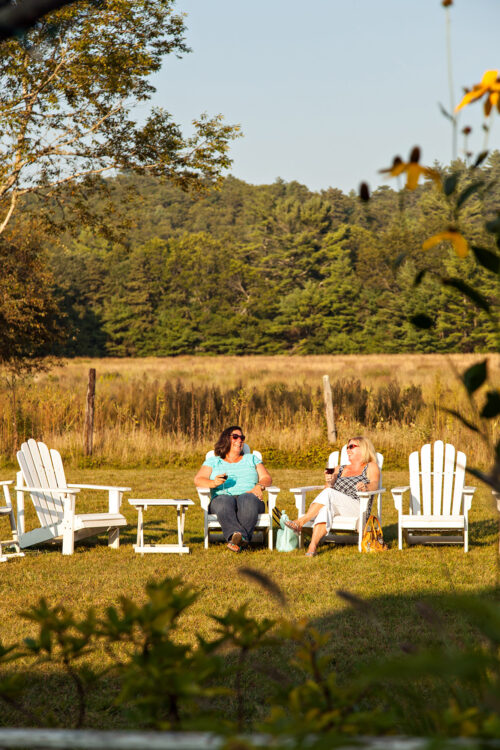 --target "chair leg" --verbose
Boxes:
[398,522,403,550]
[108,528,120,549]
